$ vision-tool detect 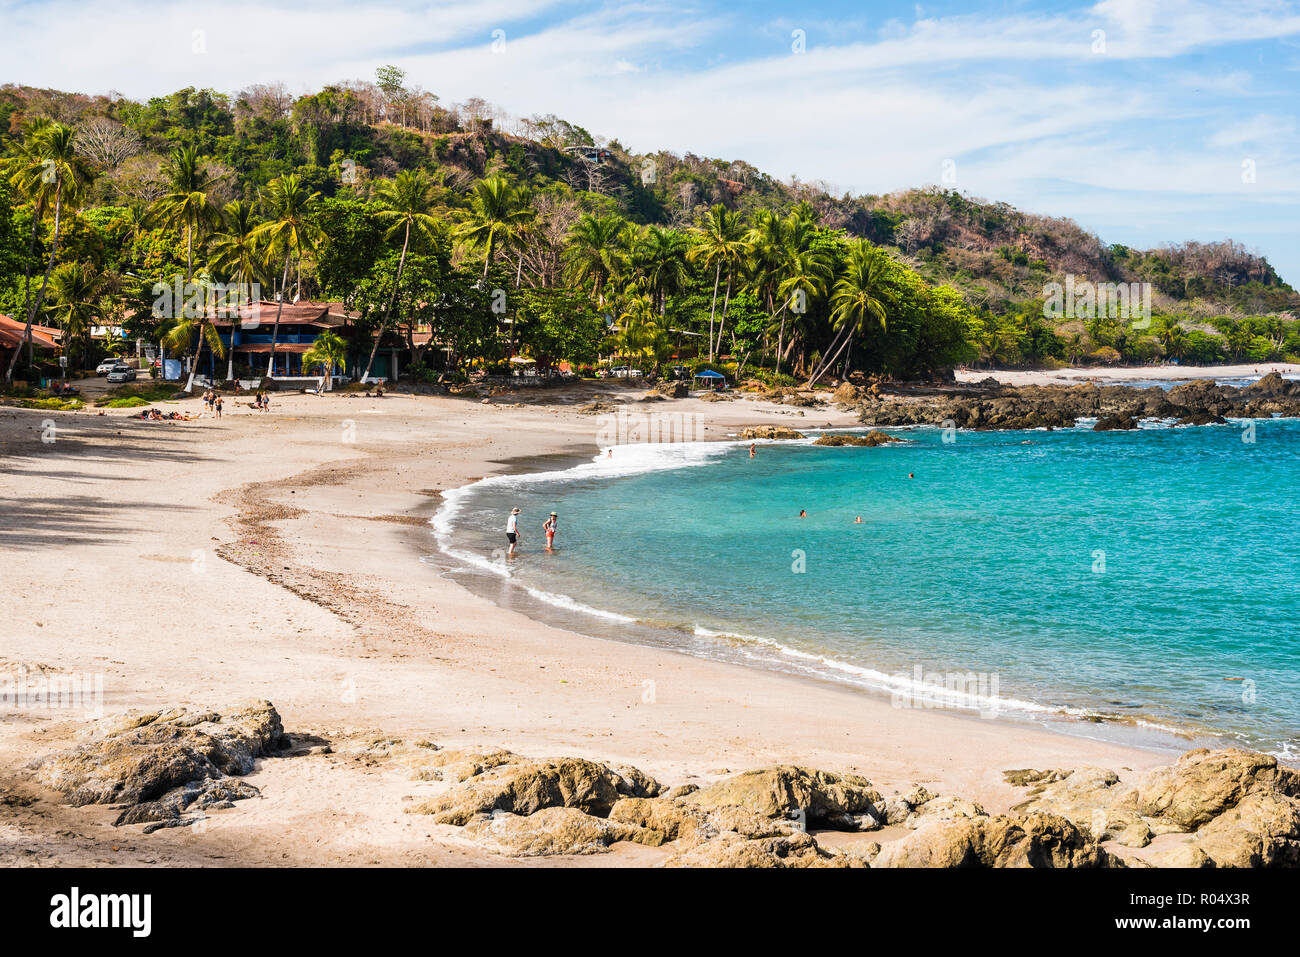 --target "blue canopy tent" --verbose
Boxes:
[692,369,726,391]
